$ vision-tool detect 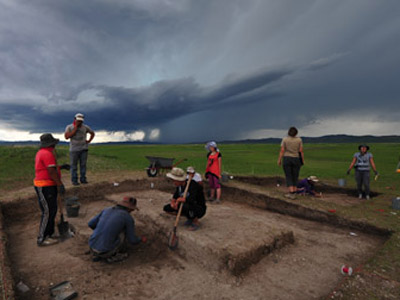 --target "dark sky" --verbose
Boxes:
[1,0,400,142]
